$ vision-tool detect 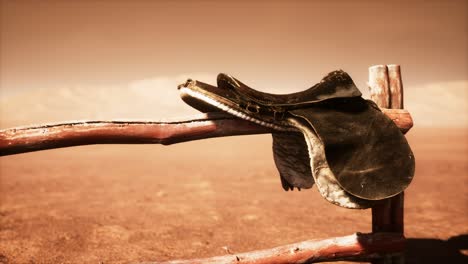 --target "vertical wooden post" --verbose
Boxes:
[368,65,390,108]
[387,65,404,109]
[387,65,405,264]
[369,65,406,264]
